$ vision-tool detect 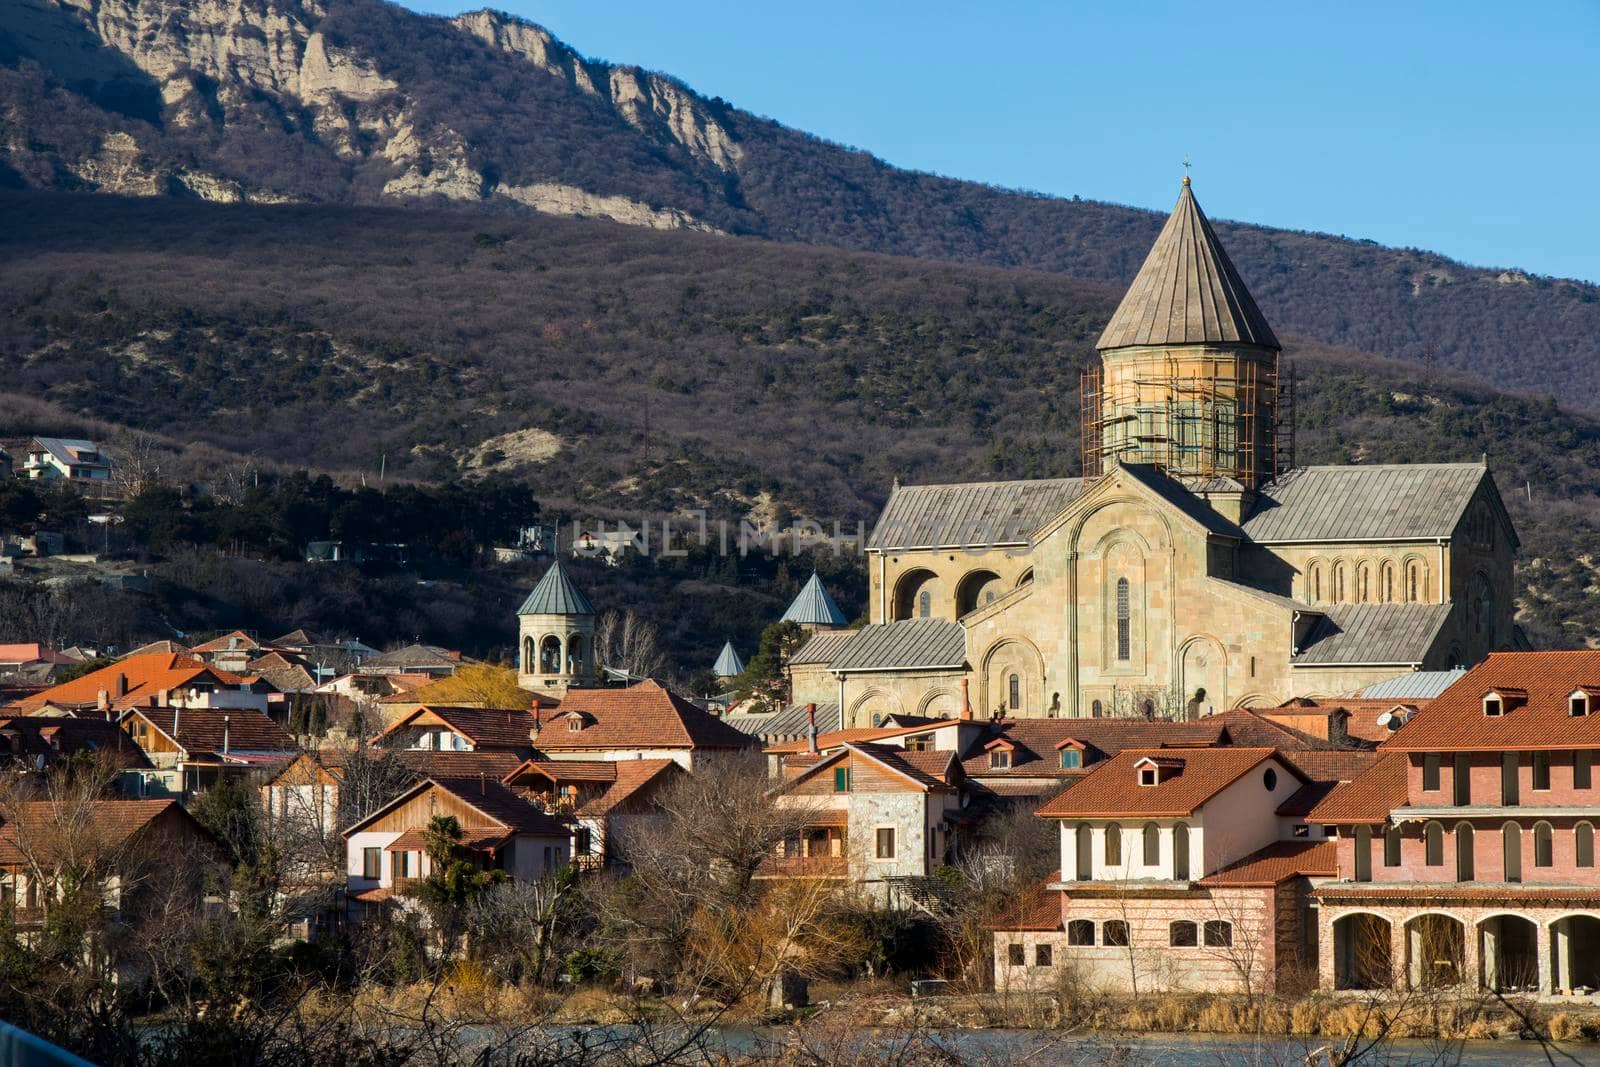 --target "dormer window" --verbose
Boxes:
[989,749,1011,770]
[1134,755,1181,786]
[1484,696,1504,717]
[1573,694,1590,717]
[567,717,582,732]
[1139,767,1157,786]
[1061,749,1081,770]
[1481,688,1526,716]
